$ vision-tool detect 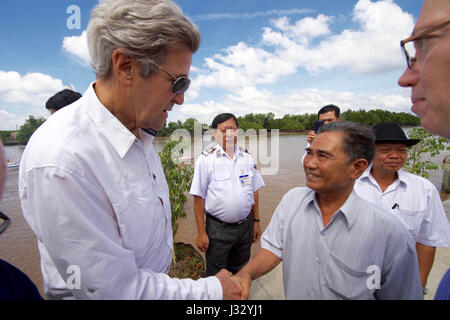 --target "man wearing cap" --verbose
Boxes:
[354,123,450,295]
